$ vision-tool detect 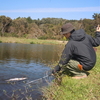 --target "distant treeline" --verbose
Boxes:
[0,13,100,40]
